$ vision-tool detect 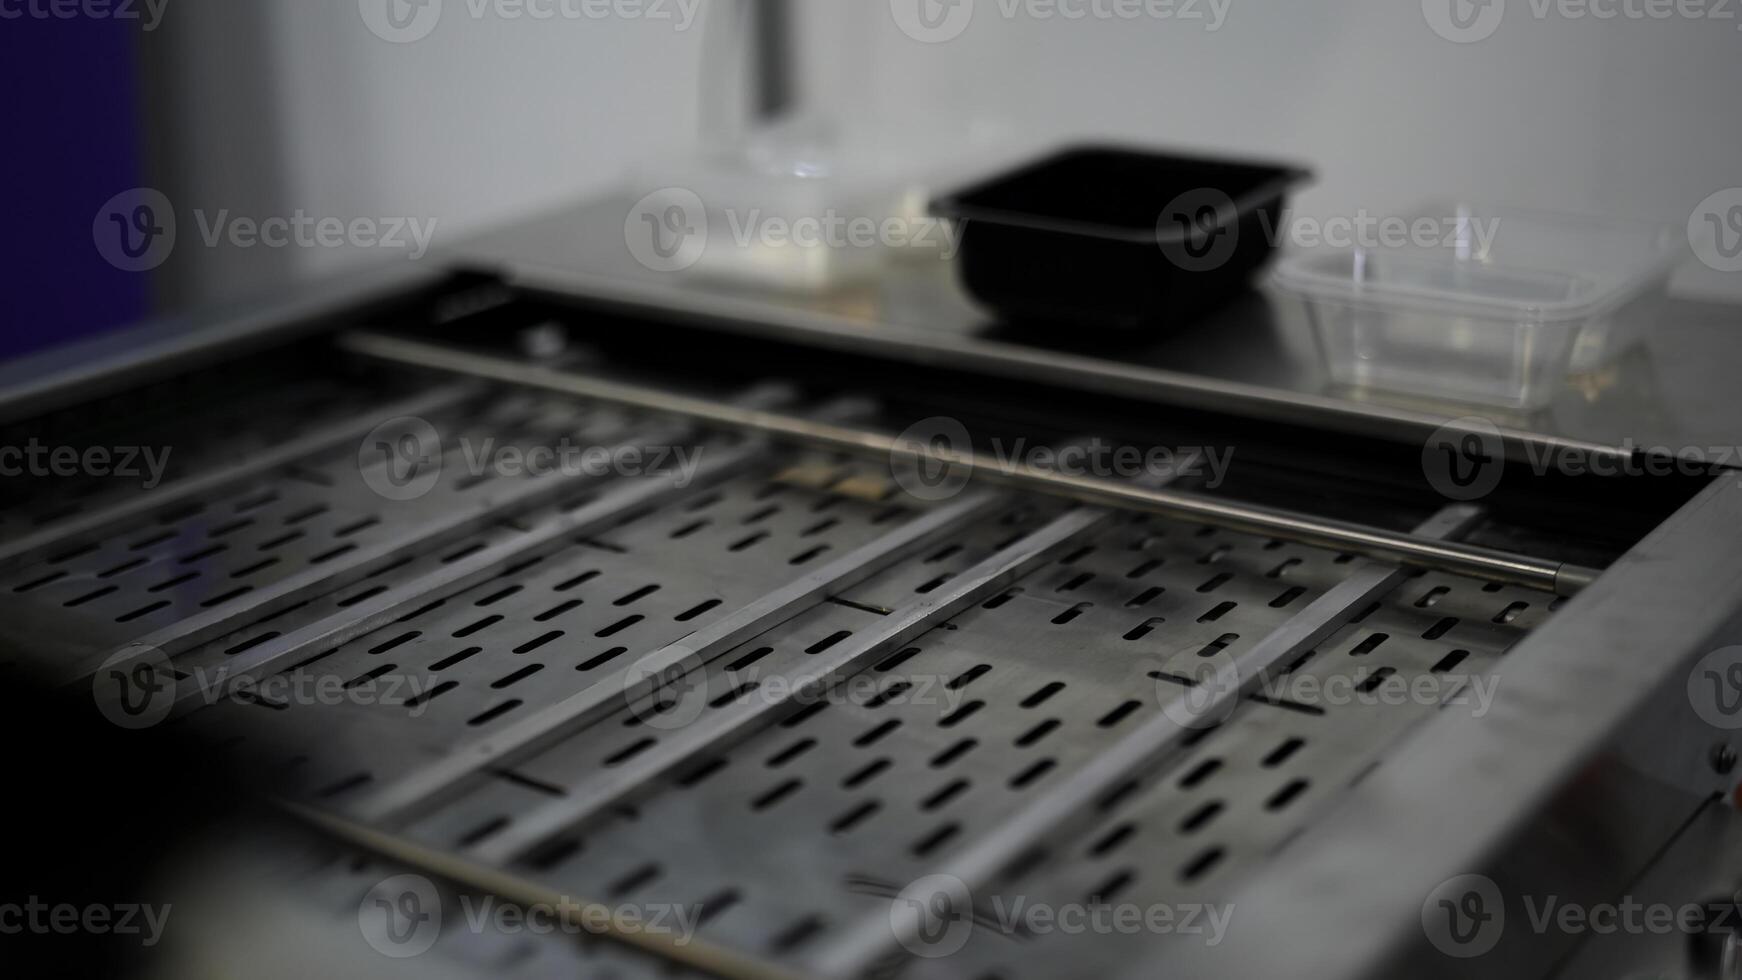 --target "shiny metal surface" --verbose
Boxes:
[338,331,1603,595]
[6,200,1739,980]
[1145,473,1742,980]
[447,193,1742,467]
[811,502,1487,978]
